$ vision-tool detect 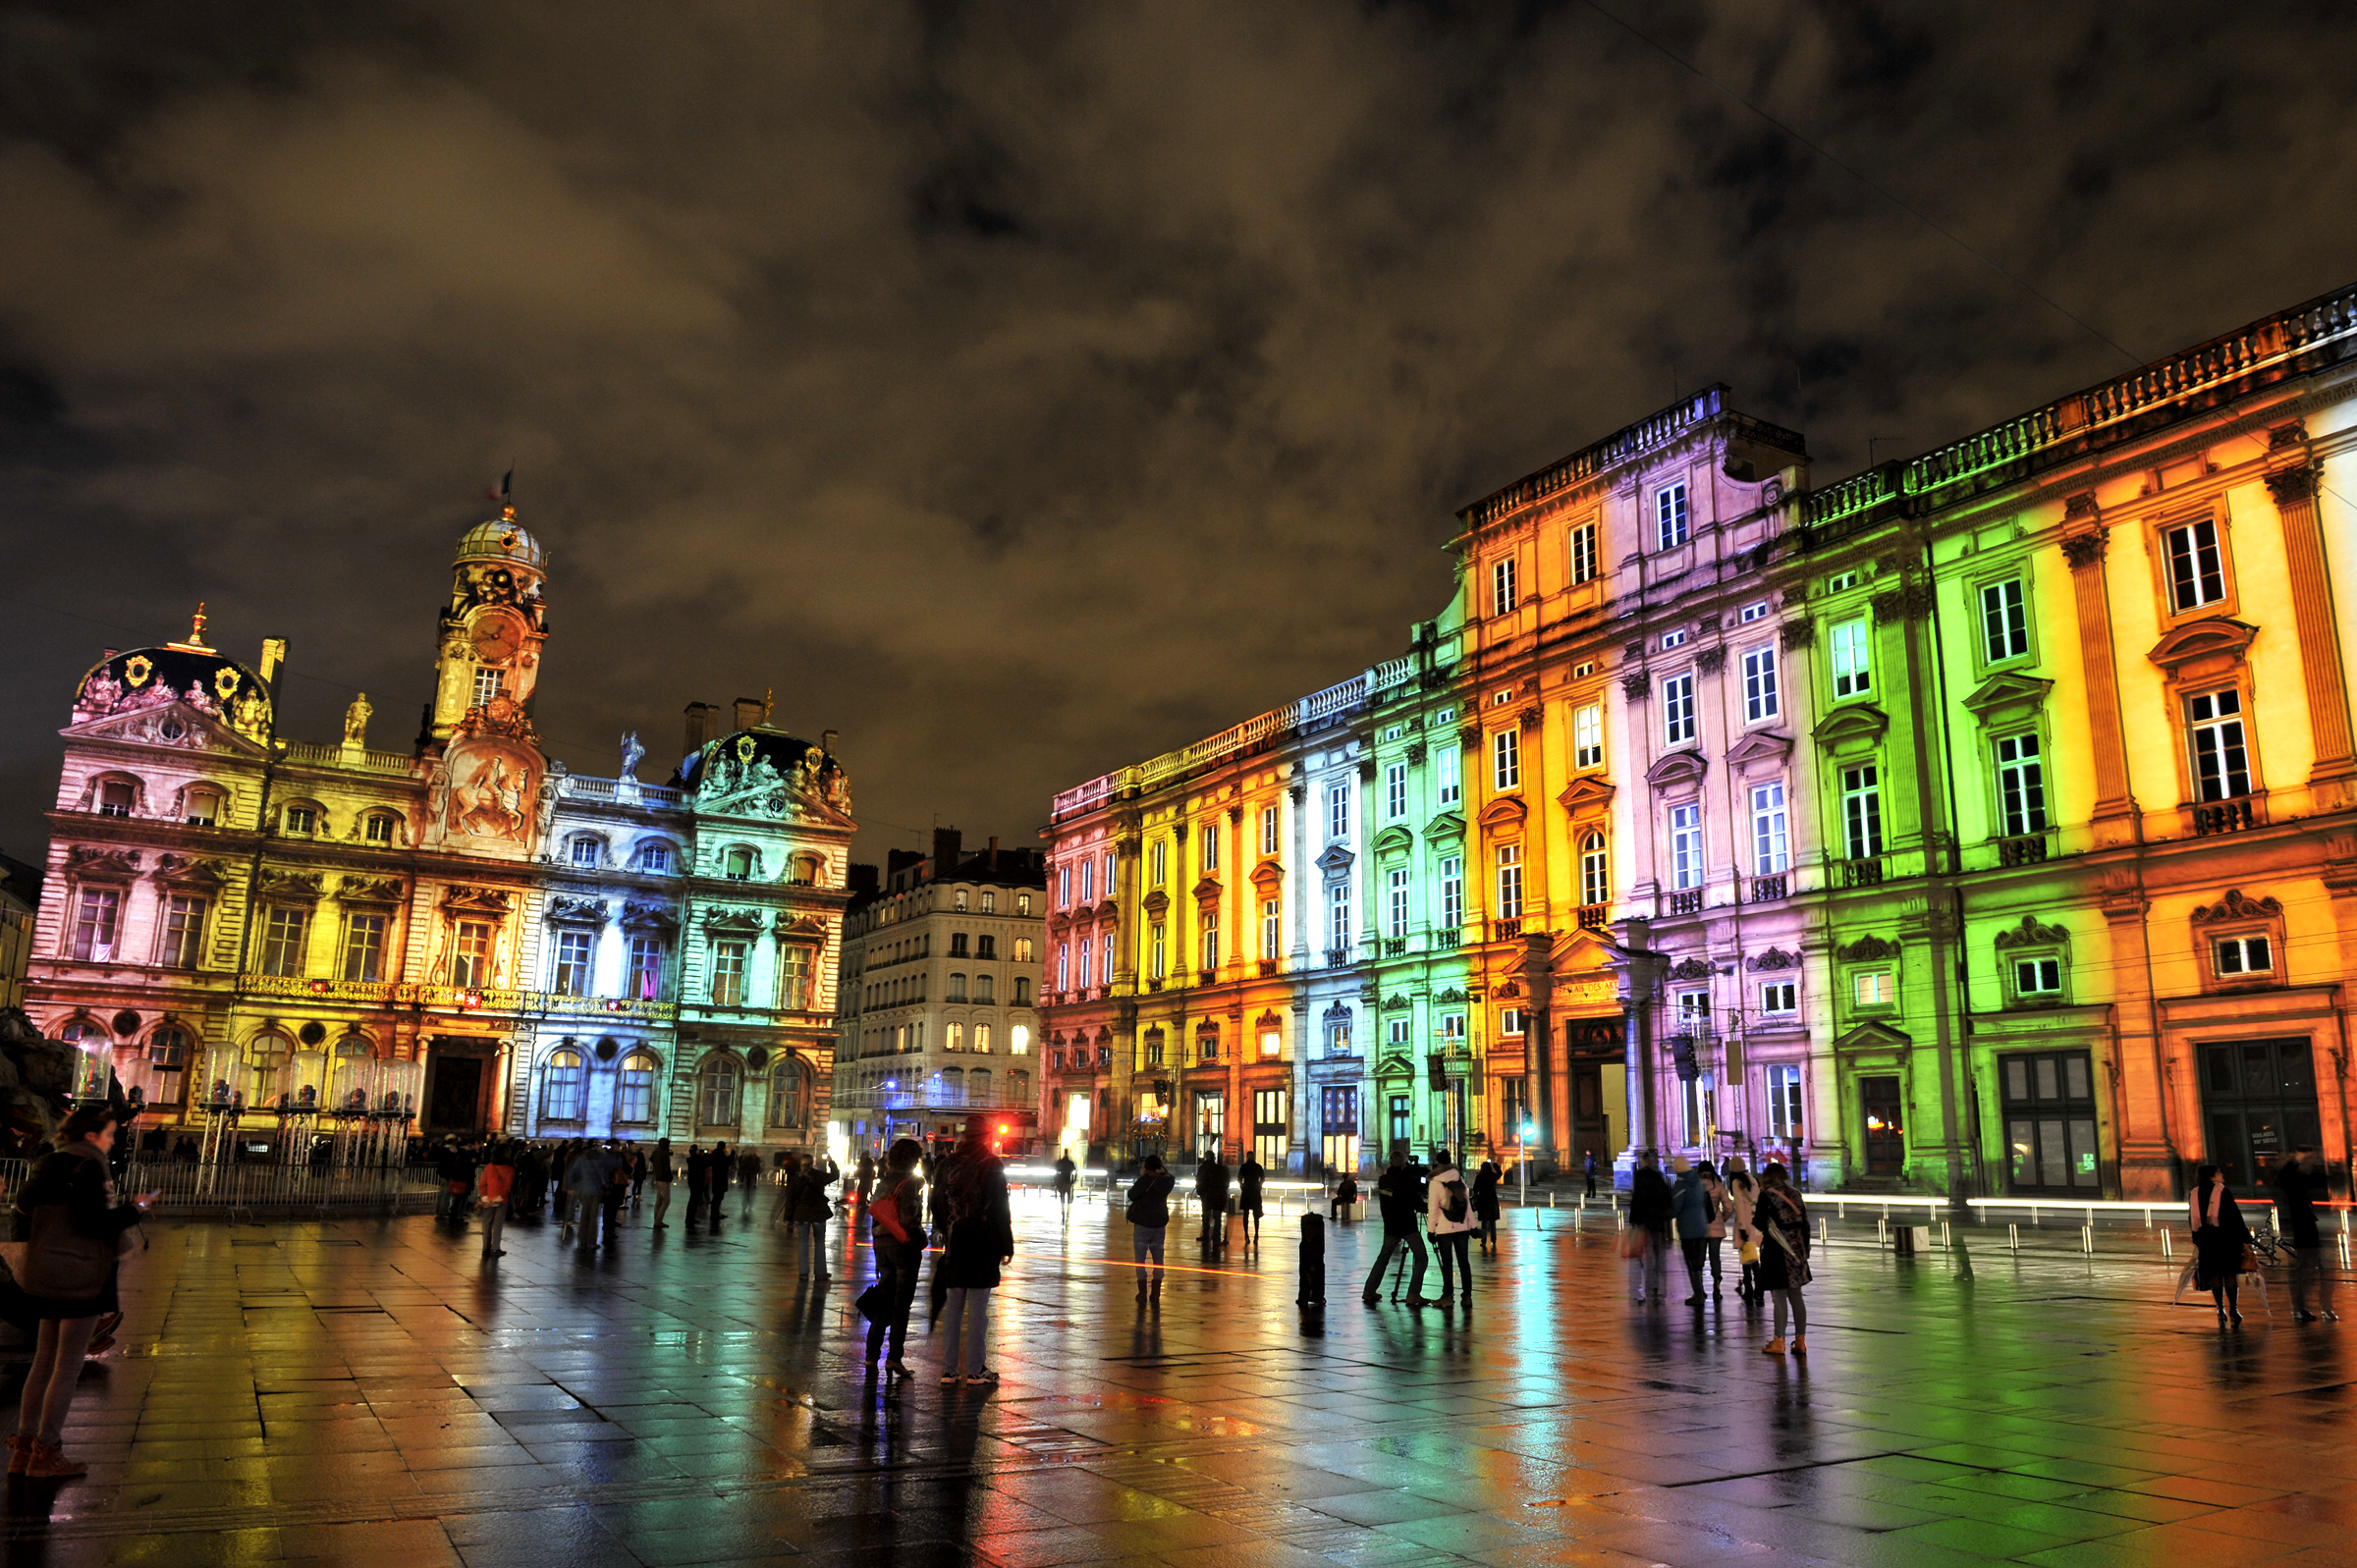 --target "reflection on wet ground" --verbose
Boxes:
[0,1192,2348,1566]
